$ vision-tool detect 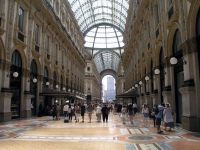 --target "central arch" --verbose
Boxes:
[100,69,116,81]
